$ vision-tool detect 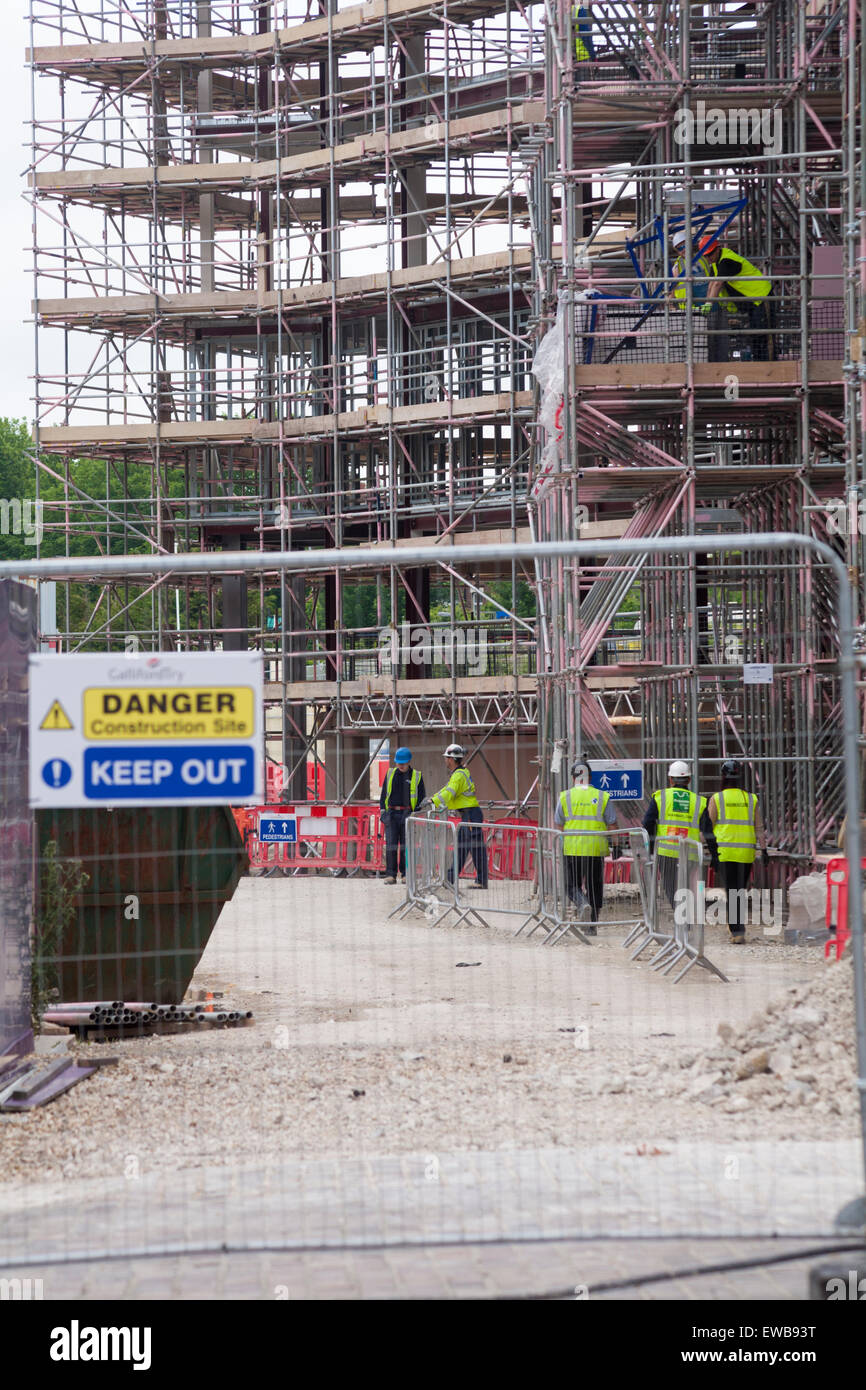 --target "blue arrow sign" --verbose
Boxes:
[258,816,297,843]
[590,761,643,801]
